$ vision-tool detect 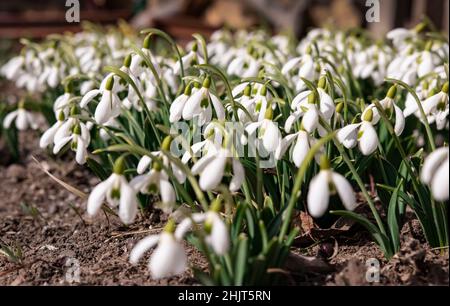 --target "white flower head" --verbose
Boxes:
[130,219,187,279]
[421,147,449,202]
[87,156,138,224]
[307,156,357,218]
